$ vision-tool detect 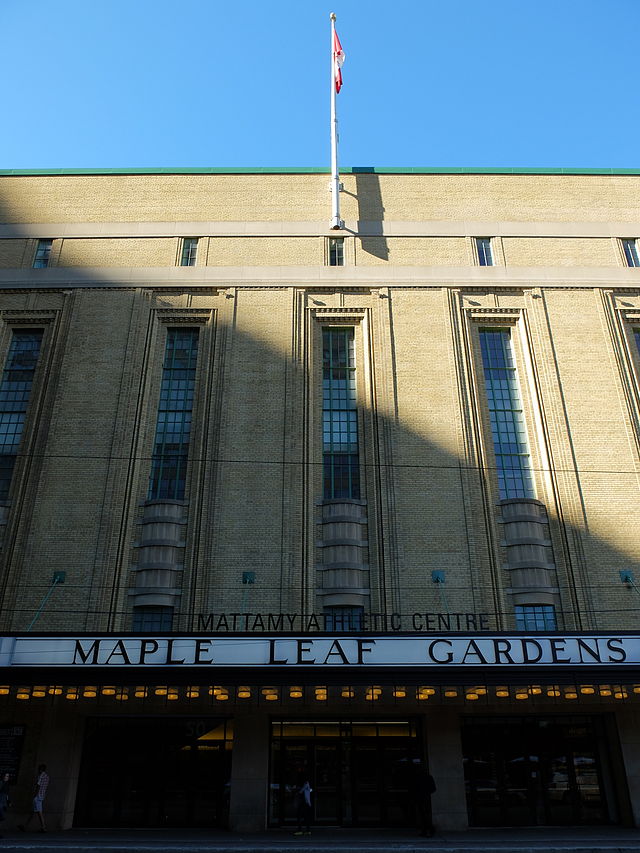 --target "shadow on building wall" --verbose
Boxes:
[0,187,637,637]
[353,169,389,261]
